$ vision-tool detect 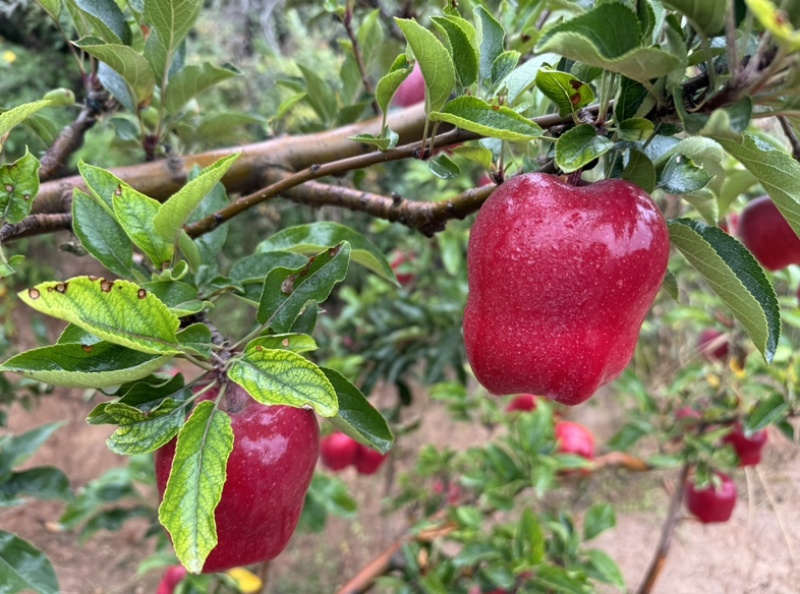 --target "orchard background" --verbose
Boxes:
[1,1,800,593]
